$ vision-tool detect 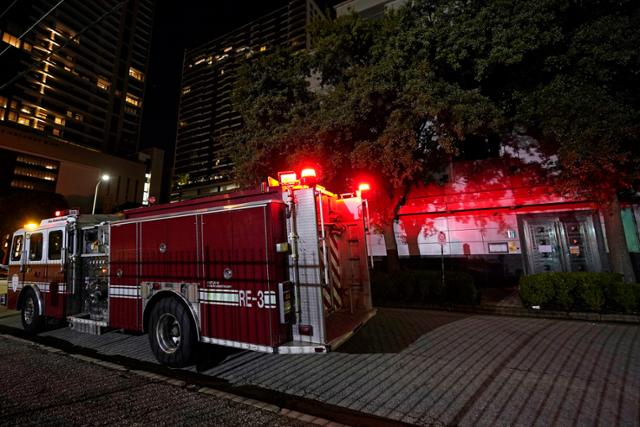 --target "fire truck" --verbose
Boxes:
[4,170,374,367]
